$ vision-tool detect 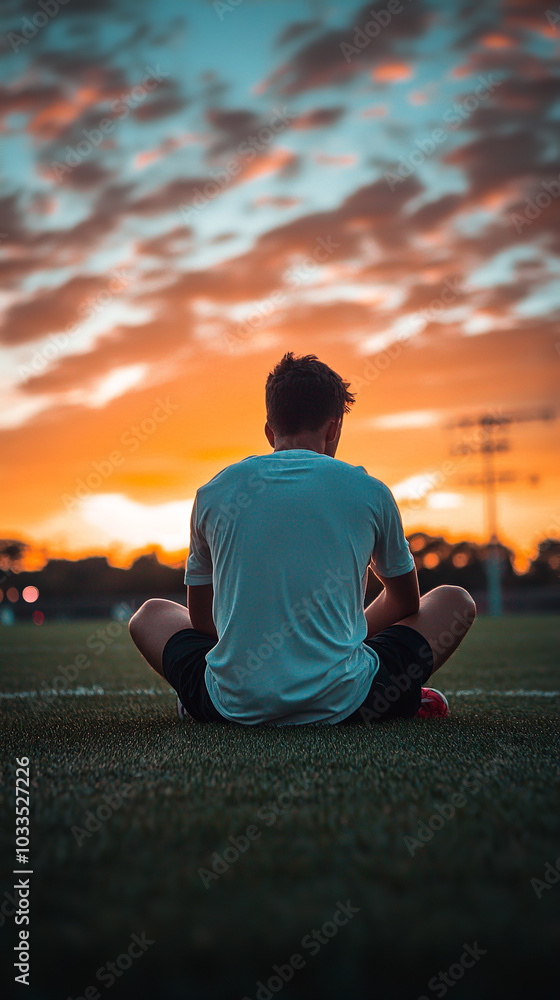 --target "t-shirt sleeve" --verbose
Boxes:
[370,483,415,578]
[185,494,213,586]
